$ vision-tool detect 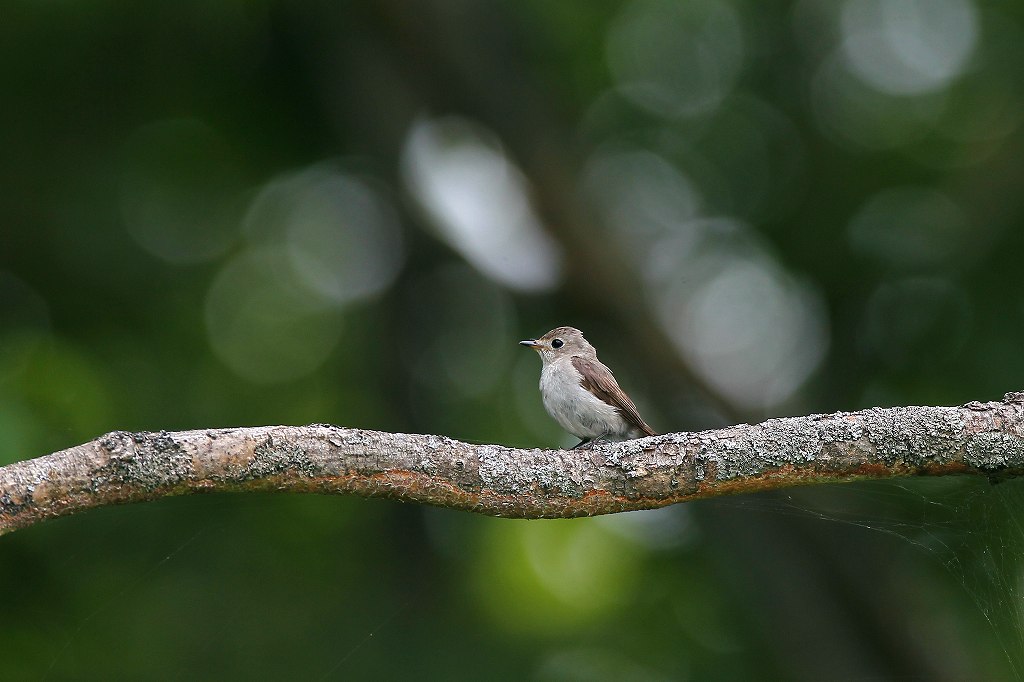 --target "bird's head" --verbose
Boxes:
[520,326,594,364]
